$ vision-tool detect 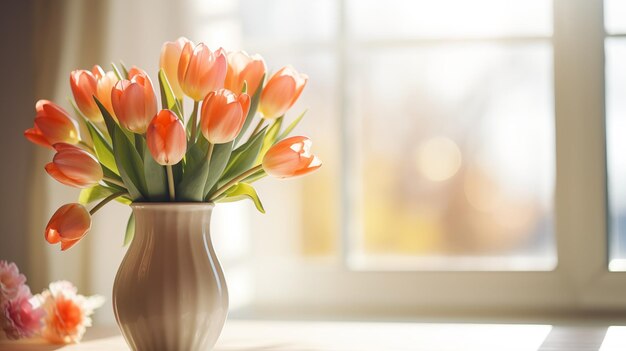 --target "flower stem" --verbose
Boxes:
[189,100,200,142]
[166,165,175,201]
[102,176,126,188]
[250,118,265,138]
[89,191,128,215]
[209,164,263,201]
[206,142,214,164]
